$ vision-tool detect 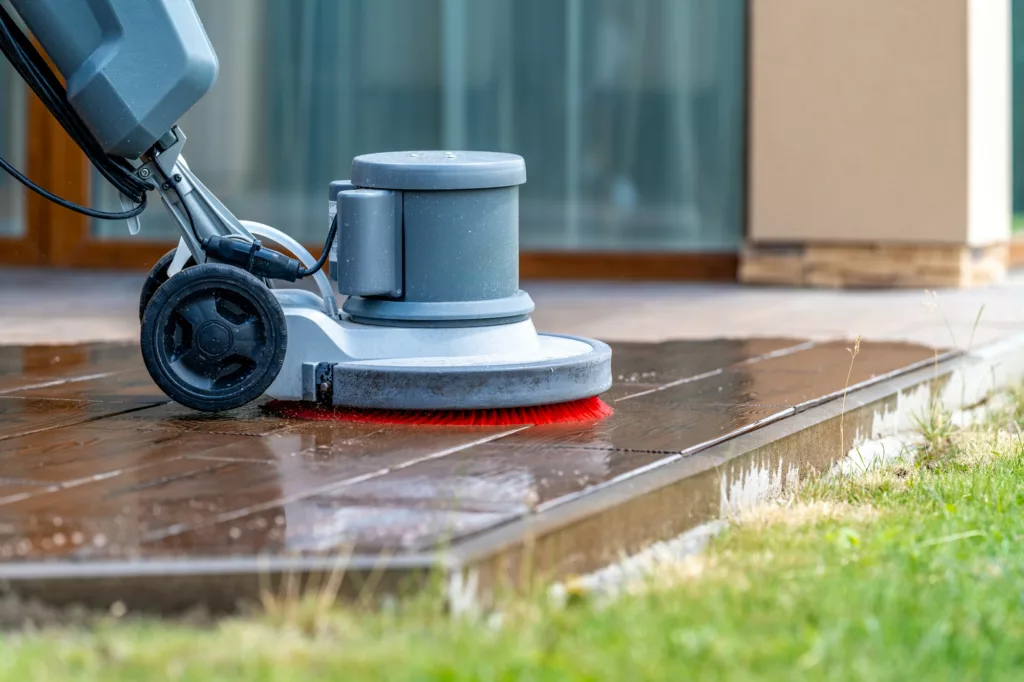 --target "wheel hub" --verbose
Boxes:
[141,263,288,412]
[195,320,233,357]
